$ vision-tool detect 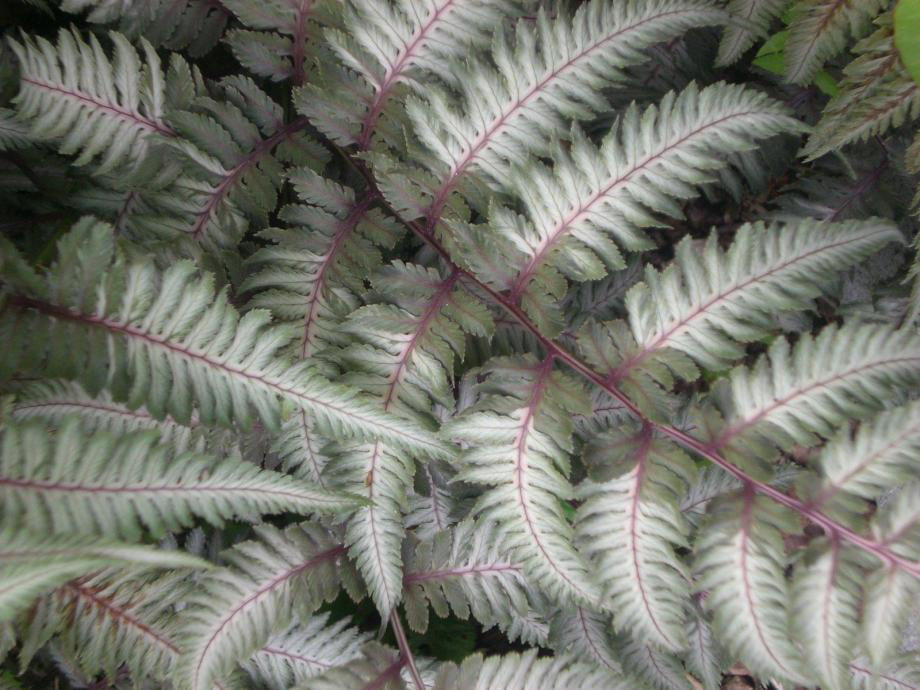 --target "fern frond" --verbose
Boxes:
[563,261,643,332]
[431,649,629,690]
[851,657,920,689]
[708,323,920,469]
[243,169,401,359]
[402,0,725,222]
[403,520,547,646]
[785,0,888,85]
[448,83,800,334]
[681,467,742,529]
[297,641,405,690]
[10,379,234,454]
[405,461,457,540]
[616,635,692,690]
[330,438,413,618]
[717,0,788,66]
[547,607,622,677]
[0,418,357,540]
[0,220,453,460]
[10,29,172,176]
[790,538,863,689]
[164,77,326,254]
[58,0,230,56]
[337,262,492,413]
[33,571,185,682]
[443,355,601,608]
[575,422,696,651]
[243,170,402,488]
[223,0,336,83]
[327,263,491,616]
[310,0,521,149]
[271,413,333,486]
[175,522,347,690]
[694,492,810,684]
[805,12,920,160]
[861,484,920,664]
[684,603,724,690]
[0,528,207,623]
[862,564,919,667]
[804,401,920,522]
[619,218,900,375]
[244,613,370,689]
